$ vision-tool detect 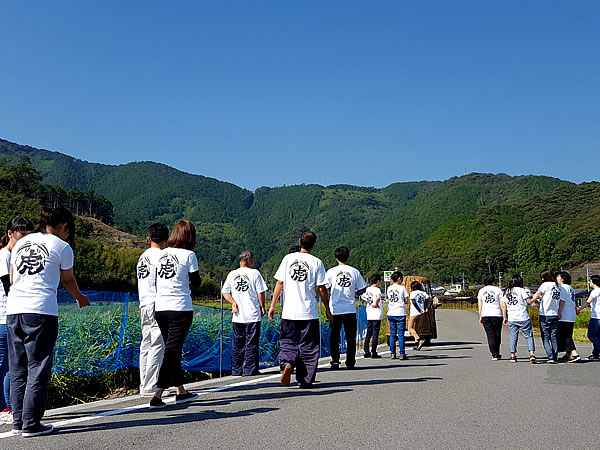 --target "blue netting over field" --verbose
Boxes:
[53,291,369,376]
